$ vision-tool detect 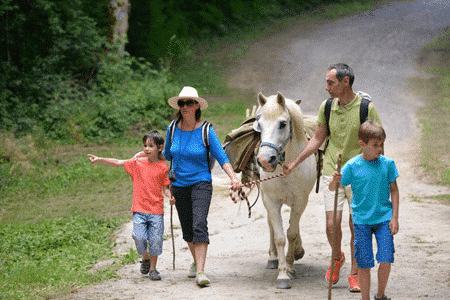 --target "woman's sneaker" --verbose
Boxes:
[188,262,197,278]
[140,259,150,274]
[196,271,210,287]
[149,269,161,281]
